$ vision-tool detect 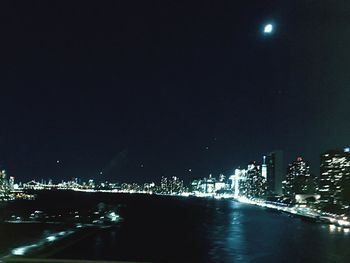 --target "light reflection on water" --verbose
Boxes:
[206,200,350,263]
[208,201,251,262]
[14,193,350,263]
[10,230,74,256]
